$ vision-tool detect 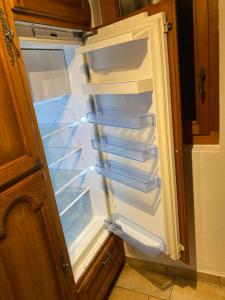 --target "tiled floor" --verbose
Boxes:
[108,265,225,300]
